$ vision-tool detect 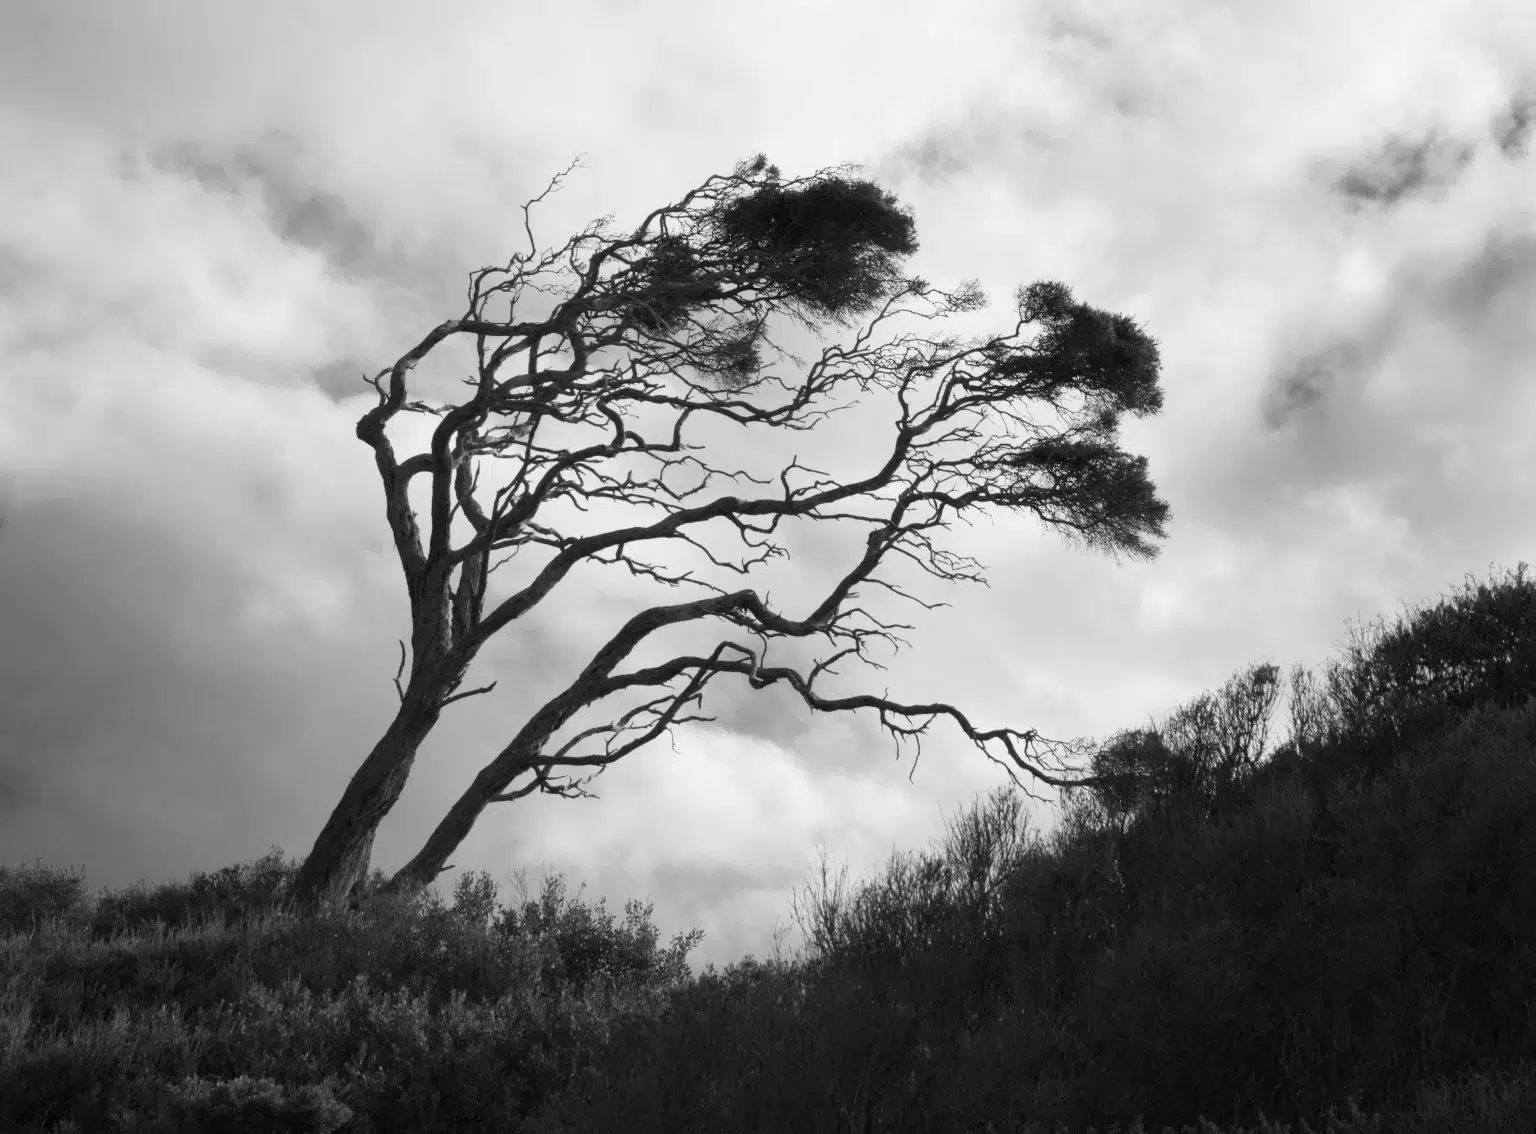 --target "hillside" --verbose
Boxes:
[2,563,1533,1132]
